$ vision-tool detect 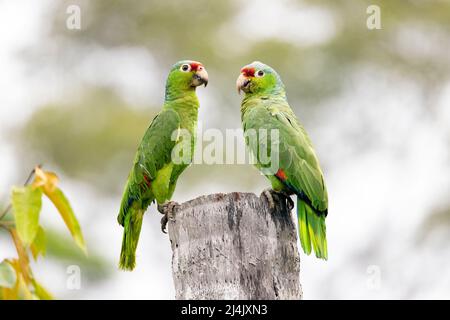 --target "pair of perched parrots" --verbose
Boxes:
[118,60,328,271]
